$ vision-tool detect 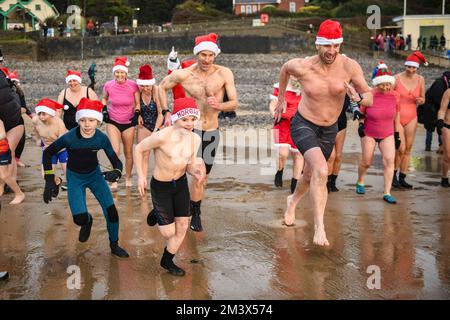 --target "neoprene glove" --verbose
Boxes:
[437,119,444,136]
[103,169,122,182]
[130,109,141,126]
[358,122,365,138]
[353,110,363,121]
[43,174,57,204]
[395,132,401,150]
[102,105,109,123]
